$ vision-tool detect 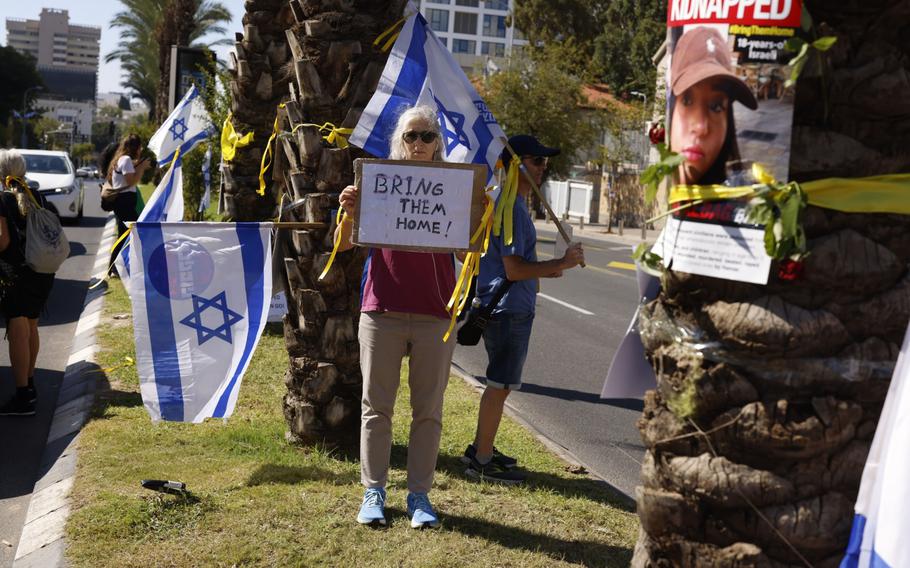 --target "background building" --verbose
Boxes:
[6,8,101,146]
[417,0,527,74]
